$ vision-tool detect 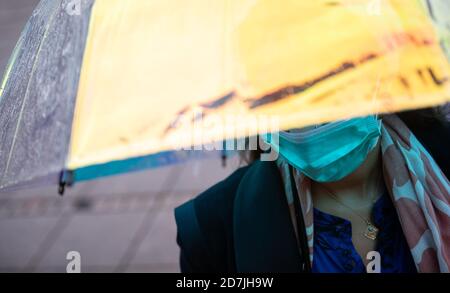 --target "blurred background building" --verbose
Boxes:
[0,0,239,273]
